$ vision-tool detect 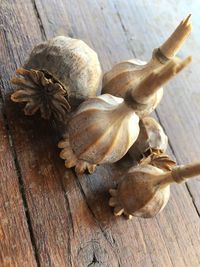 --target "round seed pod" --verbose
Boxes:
[109,160,200,219]
[11,36,102,120]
